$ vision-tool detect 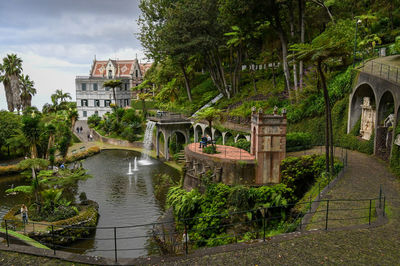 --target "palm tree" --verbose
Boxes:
[15,158,49,212]
[67,107,79,132]
[103,80,122,106]
[20,74,36,110]
[51,89,72,111]
[21,108,42,158]
[0,54,23,112]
